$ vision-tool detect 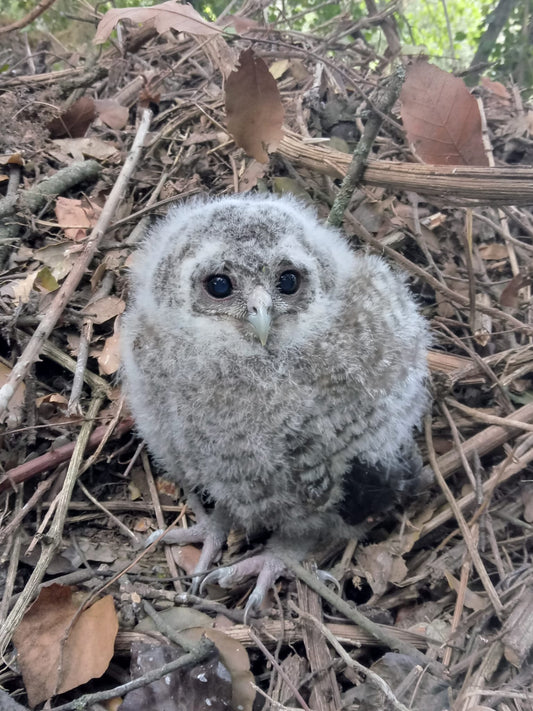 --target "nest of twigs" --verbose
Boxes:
[1,4,533,710]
